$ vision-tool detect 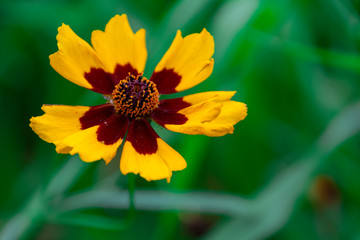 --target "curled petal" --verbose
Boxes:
[153,92,247,136]
[158,91,236,112]
[153,98,222,135]
[182,91,236,106]
[198,101,247,136]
